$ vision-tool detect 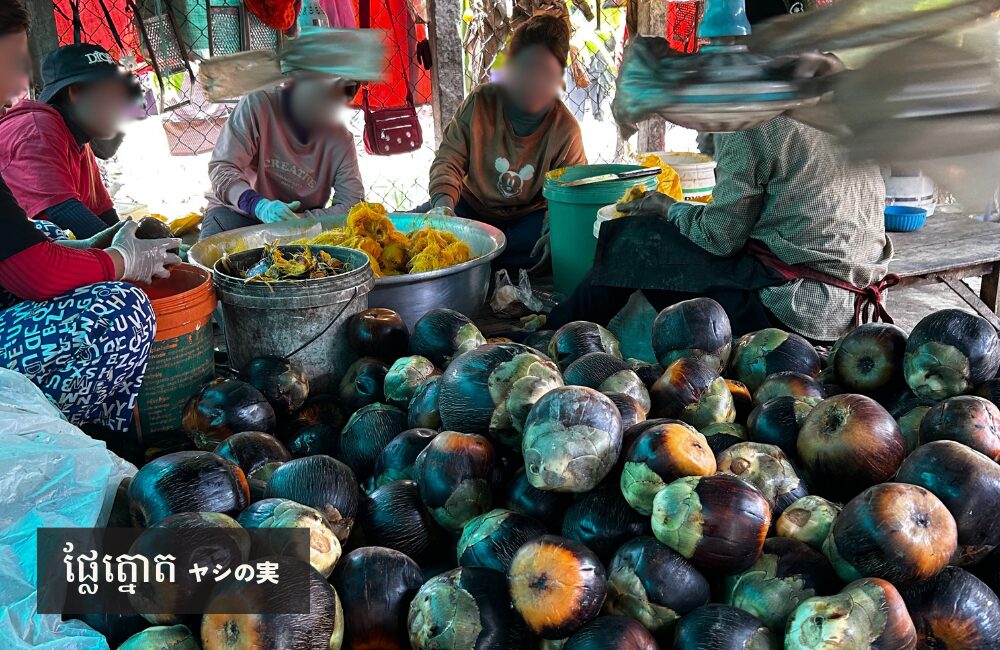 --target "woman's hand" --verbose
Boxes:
[107,221,182,284]
[255,199,302,223]
[432,195,456,211]
[616,191,677,218]
[429,205,456,217]
[85,220,128,249]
